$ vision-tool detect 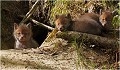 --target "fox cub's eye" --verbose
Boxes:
[57,23,60,25]
[17,33,20,35]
